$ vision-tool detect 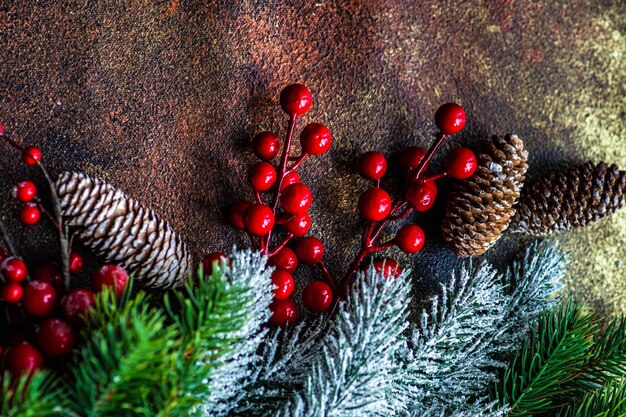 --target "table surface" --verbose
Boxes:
[1,1,624,314]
